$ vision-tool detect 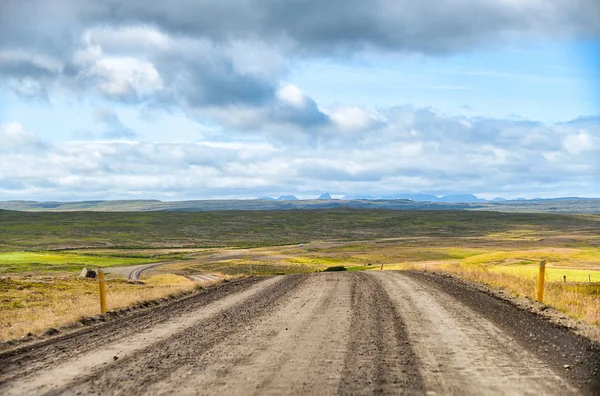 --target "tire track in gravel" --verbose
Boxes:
[0,276,292,396]
[1,271,598,395]
[0,277,264,384]
[399,271,600,395]
[338,271,424,395]
[48,274,308,395]
[374,271,581,395]
[144,272,353,395]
